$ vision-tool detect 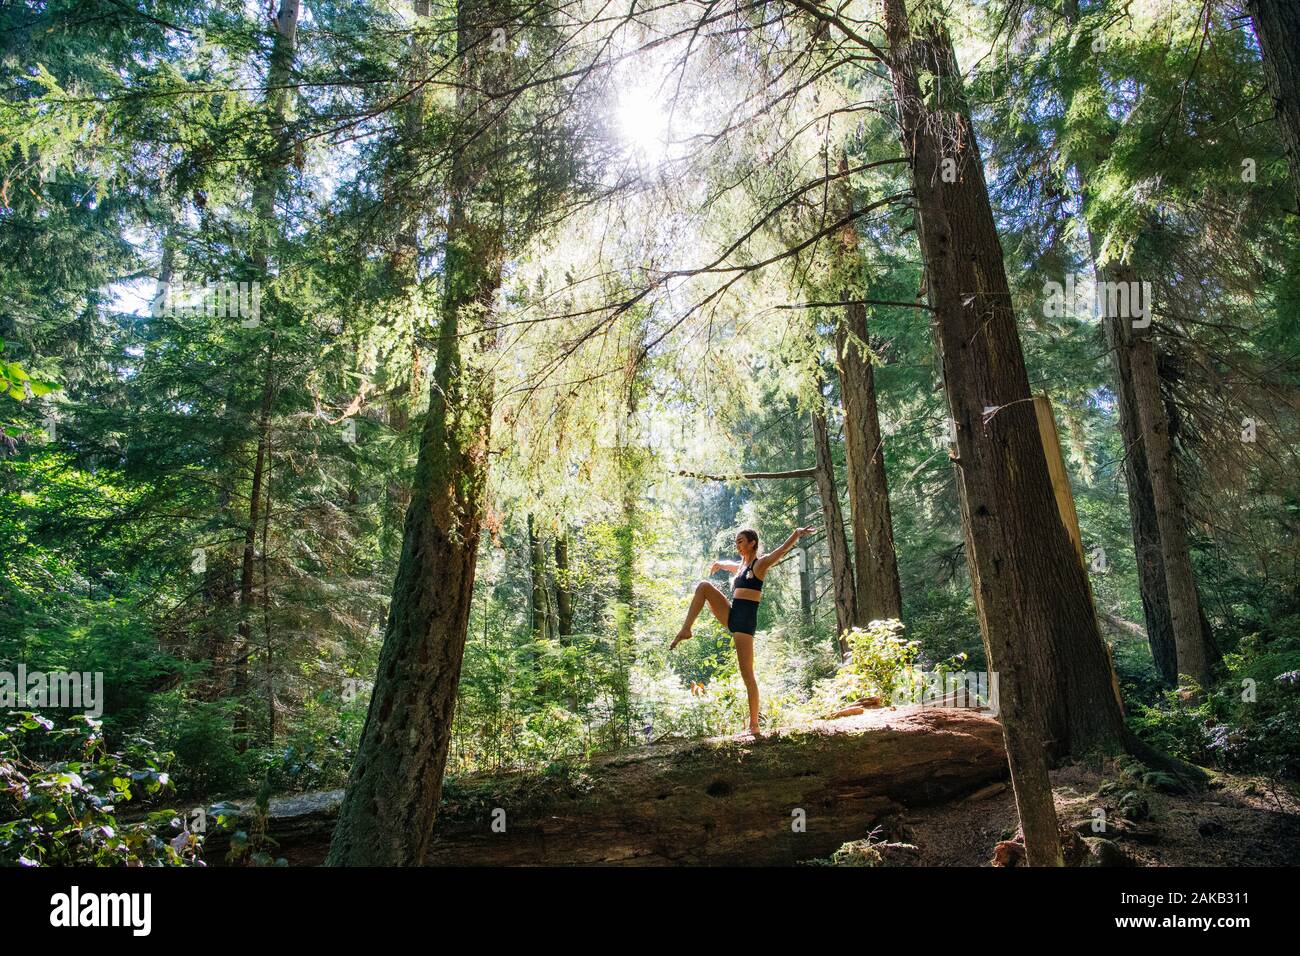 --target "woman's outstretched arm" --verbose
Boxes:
[755,527,814,576]
[711,559,741,574]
